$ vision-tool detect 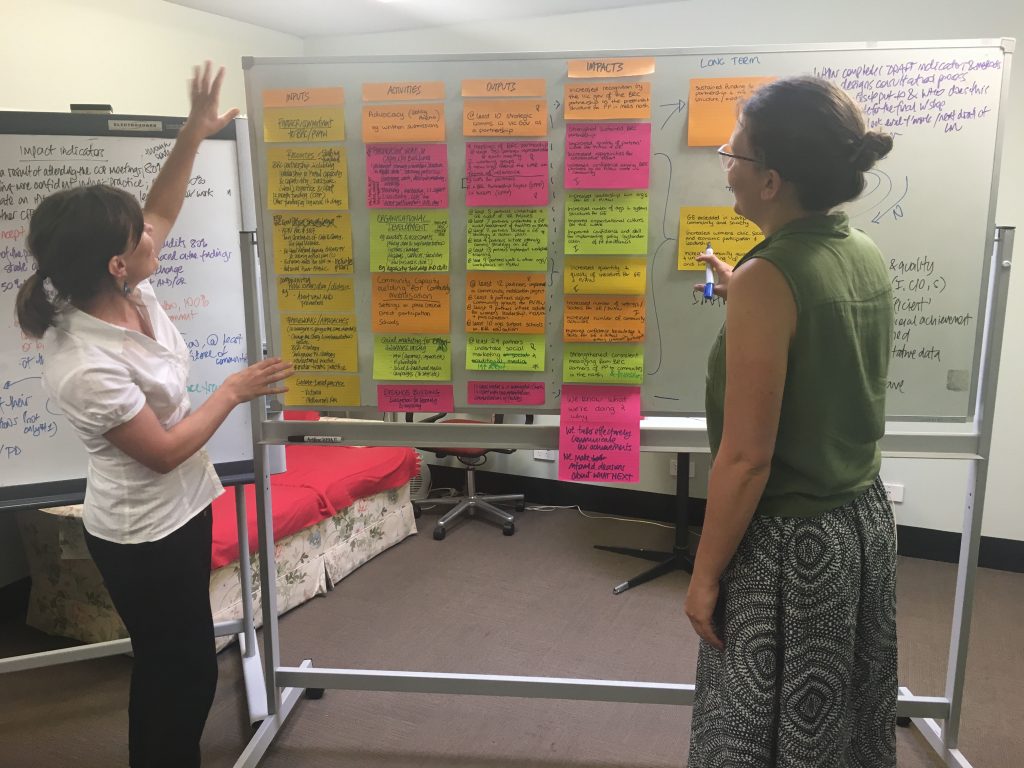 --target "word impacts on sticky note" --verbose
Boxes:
[466,334,545,371]
[564,82,651,120]
[267,146,348,210]
[563,343,644,384]
[559,384,641,484]
[281,314,358,372]
[564,256,647,295]
[564,296,645,343]
[363,104,445,143]
[371,273,450,334]
[465,141,548,206]
[461,79,546,98]
[373,335,452,381]
[370,211,449,272]
[465,272,546,334]
[568,58,656,78]
[565,123,651,190]
[467,380,546,406]
[466,208,548,271]
[463,99,547,137]
[377,384,454,413]
[263,87,345,108]
[264,106,345,143]
[366,144,448,209]
[688,76,775,147]
[272,213,353,274]
[277,276,354,312]
[362,81,445,101]
[565,191,649,255]
[285,374,360,407]
[677,206,764,269]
